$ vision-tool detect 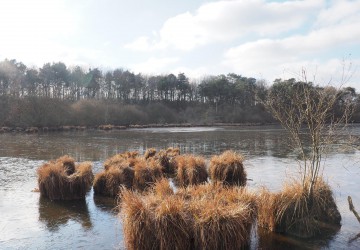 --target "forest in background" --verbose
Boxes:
[0,59,359,128]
